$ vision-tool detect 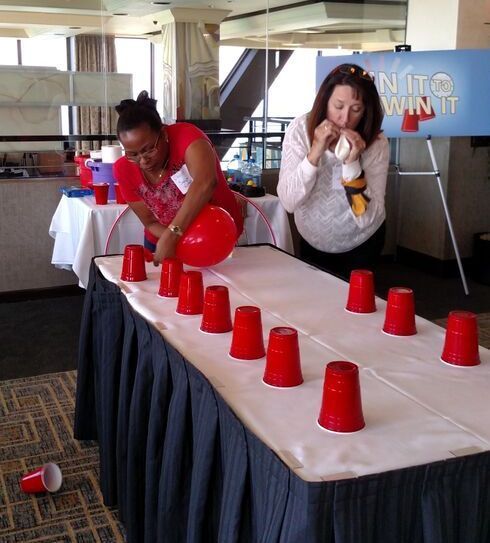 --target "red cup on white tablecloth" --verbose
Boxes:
[121,244,147,282]
[318,361,365,433]
[93,183,109,205]
[345,269,376,314]
[158,257,183,298]
[114,183,126,204]
[441,310,481,367]
[20,463,62,494]
[200,285,233,333]
[382,287,417,336]
[263,326,303,388]
[229,306,265,360]
[176,271,204,315]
